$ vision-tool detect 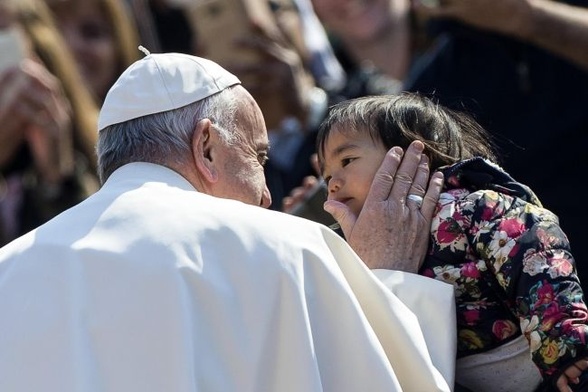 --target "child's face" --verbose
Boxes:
[321,126,388,217]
